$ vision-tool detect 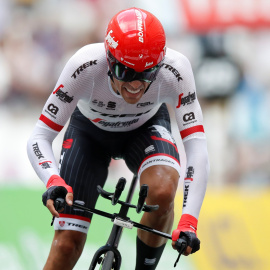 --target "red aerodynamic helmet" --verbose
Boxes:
[105,7,166,82]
